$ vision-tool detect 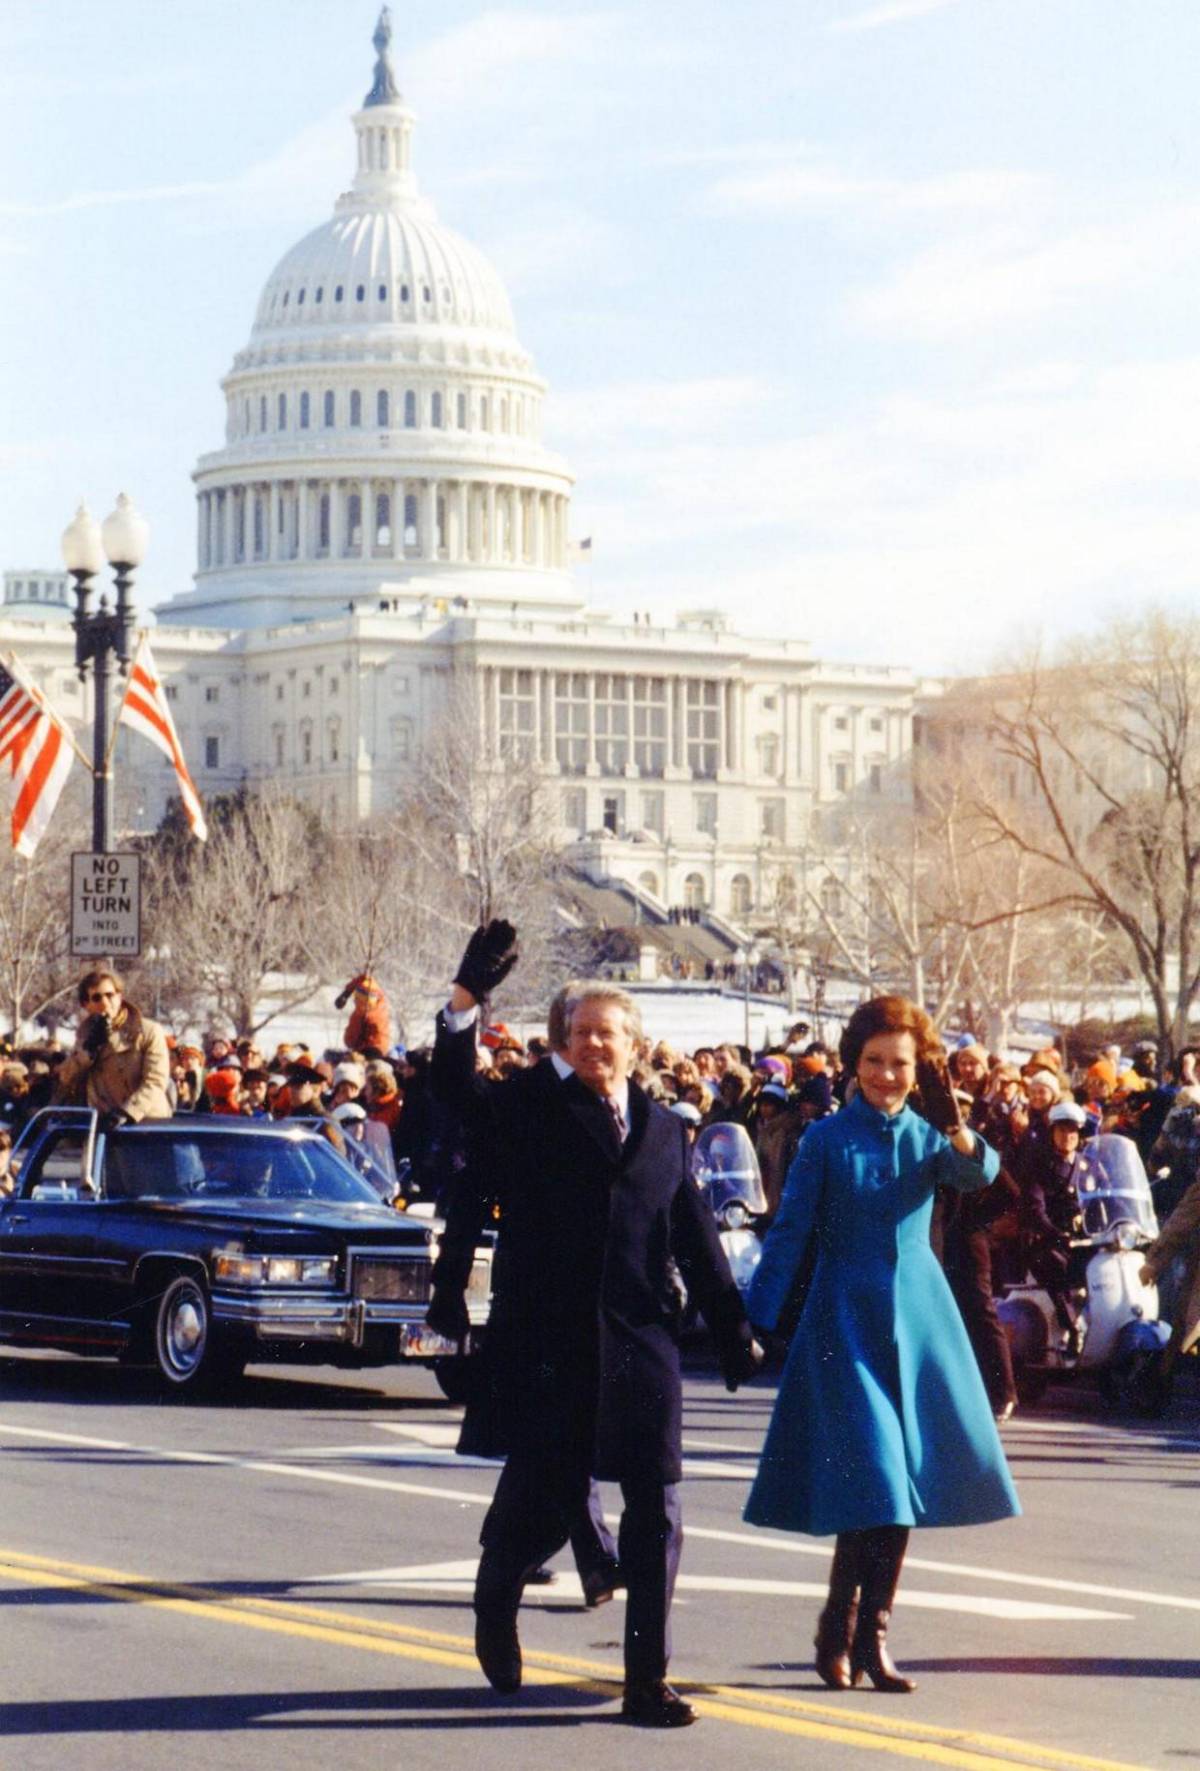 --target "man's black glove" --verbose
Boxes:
[82,1013,111,1058]
[453,920,519,1002]
[425,1285,470,1344]
[98,1108,132,1135]
[917,1056,963,1136]
[721,1333,765,1393]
